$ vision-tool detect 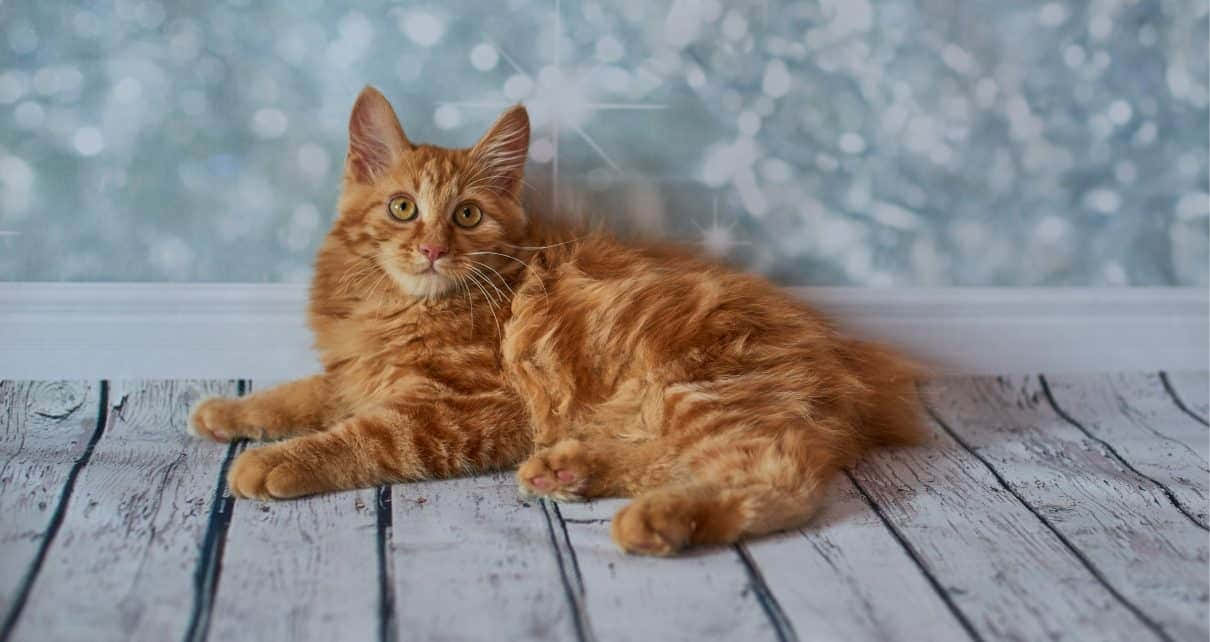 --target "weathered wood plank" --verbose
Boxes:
[389,473,577,641]
[557,498,779,642]
[0,381,100,620]
[9,380,238,642]
[743,476,973,642]
[1043,372,1209,527]
[208,489,379,641]
[208,382,379,642]
[926,376,1208,642]
[850,396,1162,642]
[1162,371,1209,425]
